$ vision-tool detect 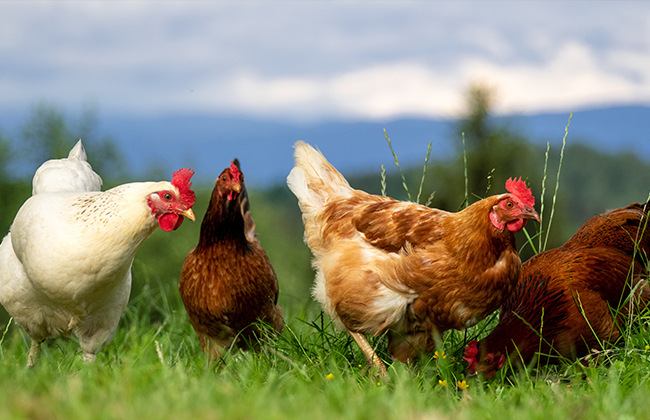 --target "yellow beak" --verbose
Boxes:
[522,206,541,223]
[181,208,196,222]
